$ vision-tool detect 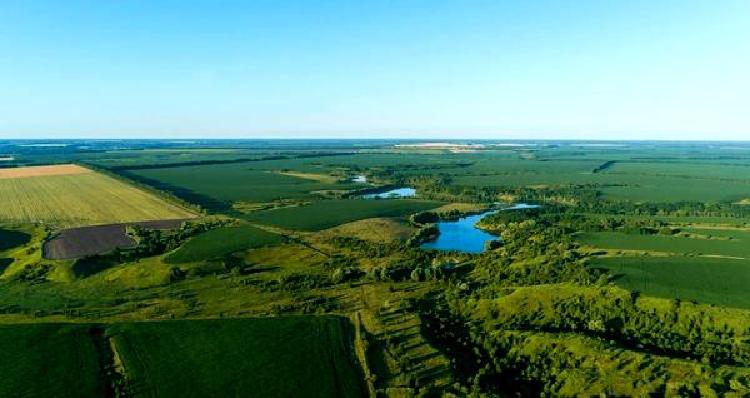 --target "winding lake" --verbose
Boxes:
[420,203,539,253]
